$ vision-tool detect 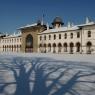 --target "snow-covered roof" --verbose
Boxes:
[0,34,4,36]
[19,23,37,29]
[77,22,95,27]
[38,26,79,34]
[38,21,95,35]
[4,33,21,39]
